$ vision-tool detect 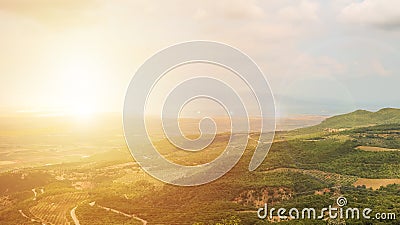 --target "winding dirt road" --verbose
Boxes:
[70,206,80,225]
[97,204,147,225]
